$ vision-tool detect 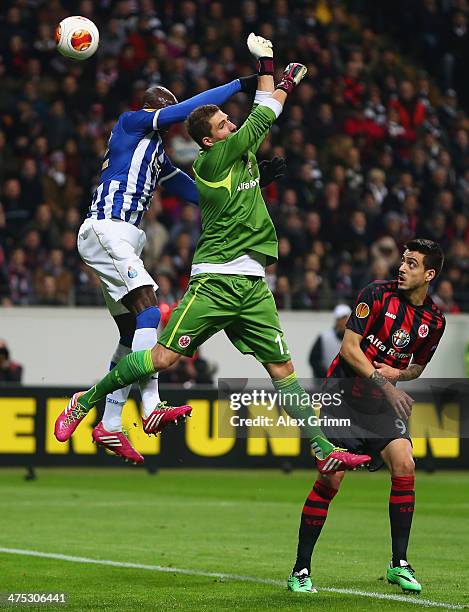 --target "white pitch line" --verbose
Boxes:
[0,547,465,610]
